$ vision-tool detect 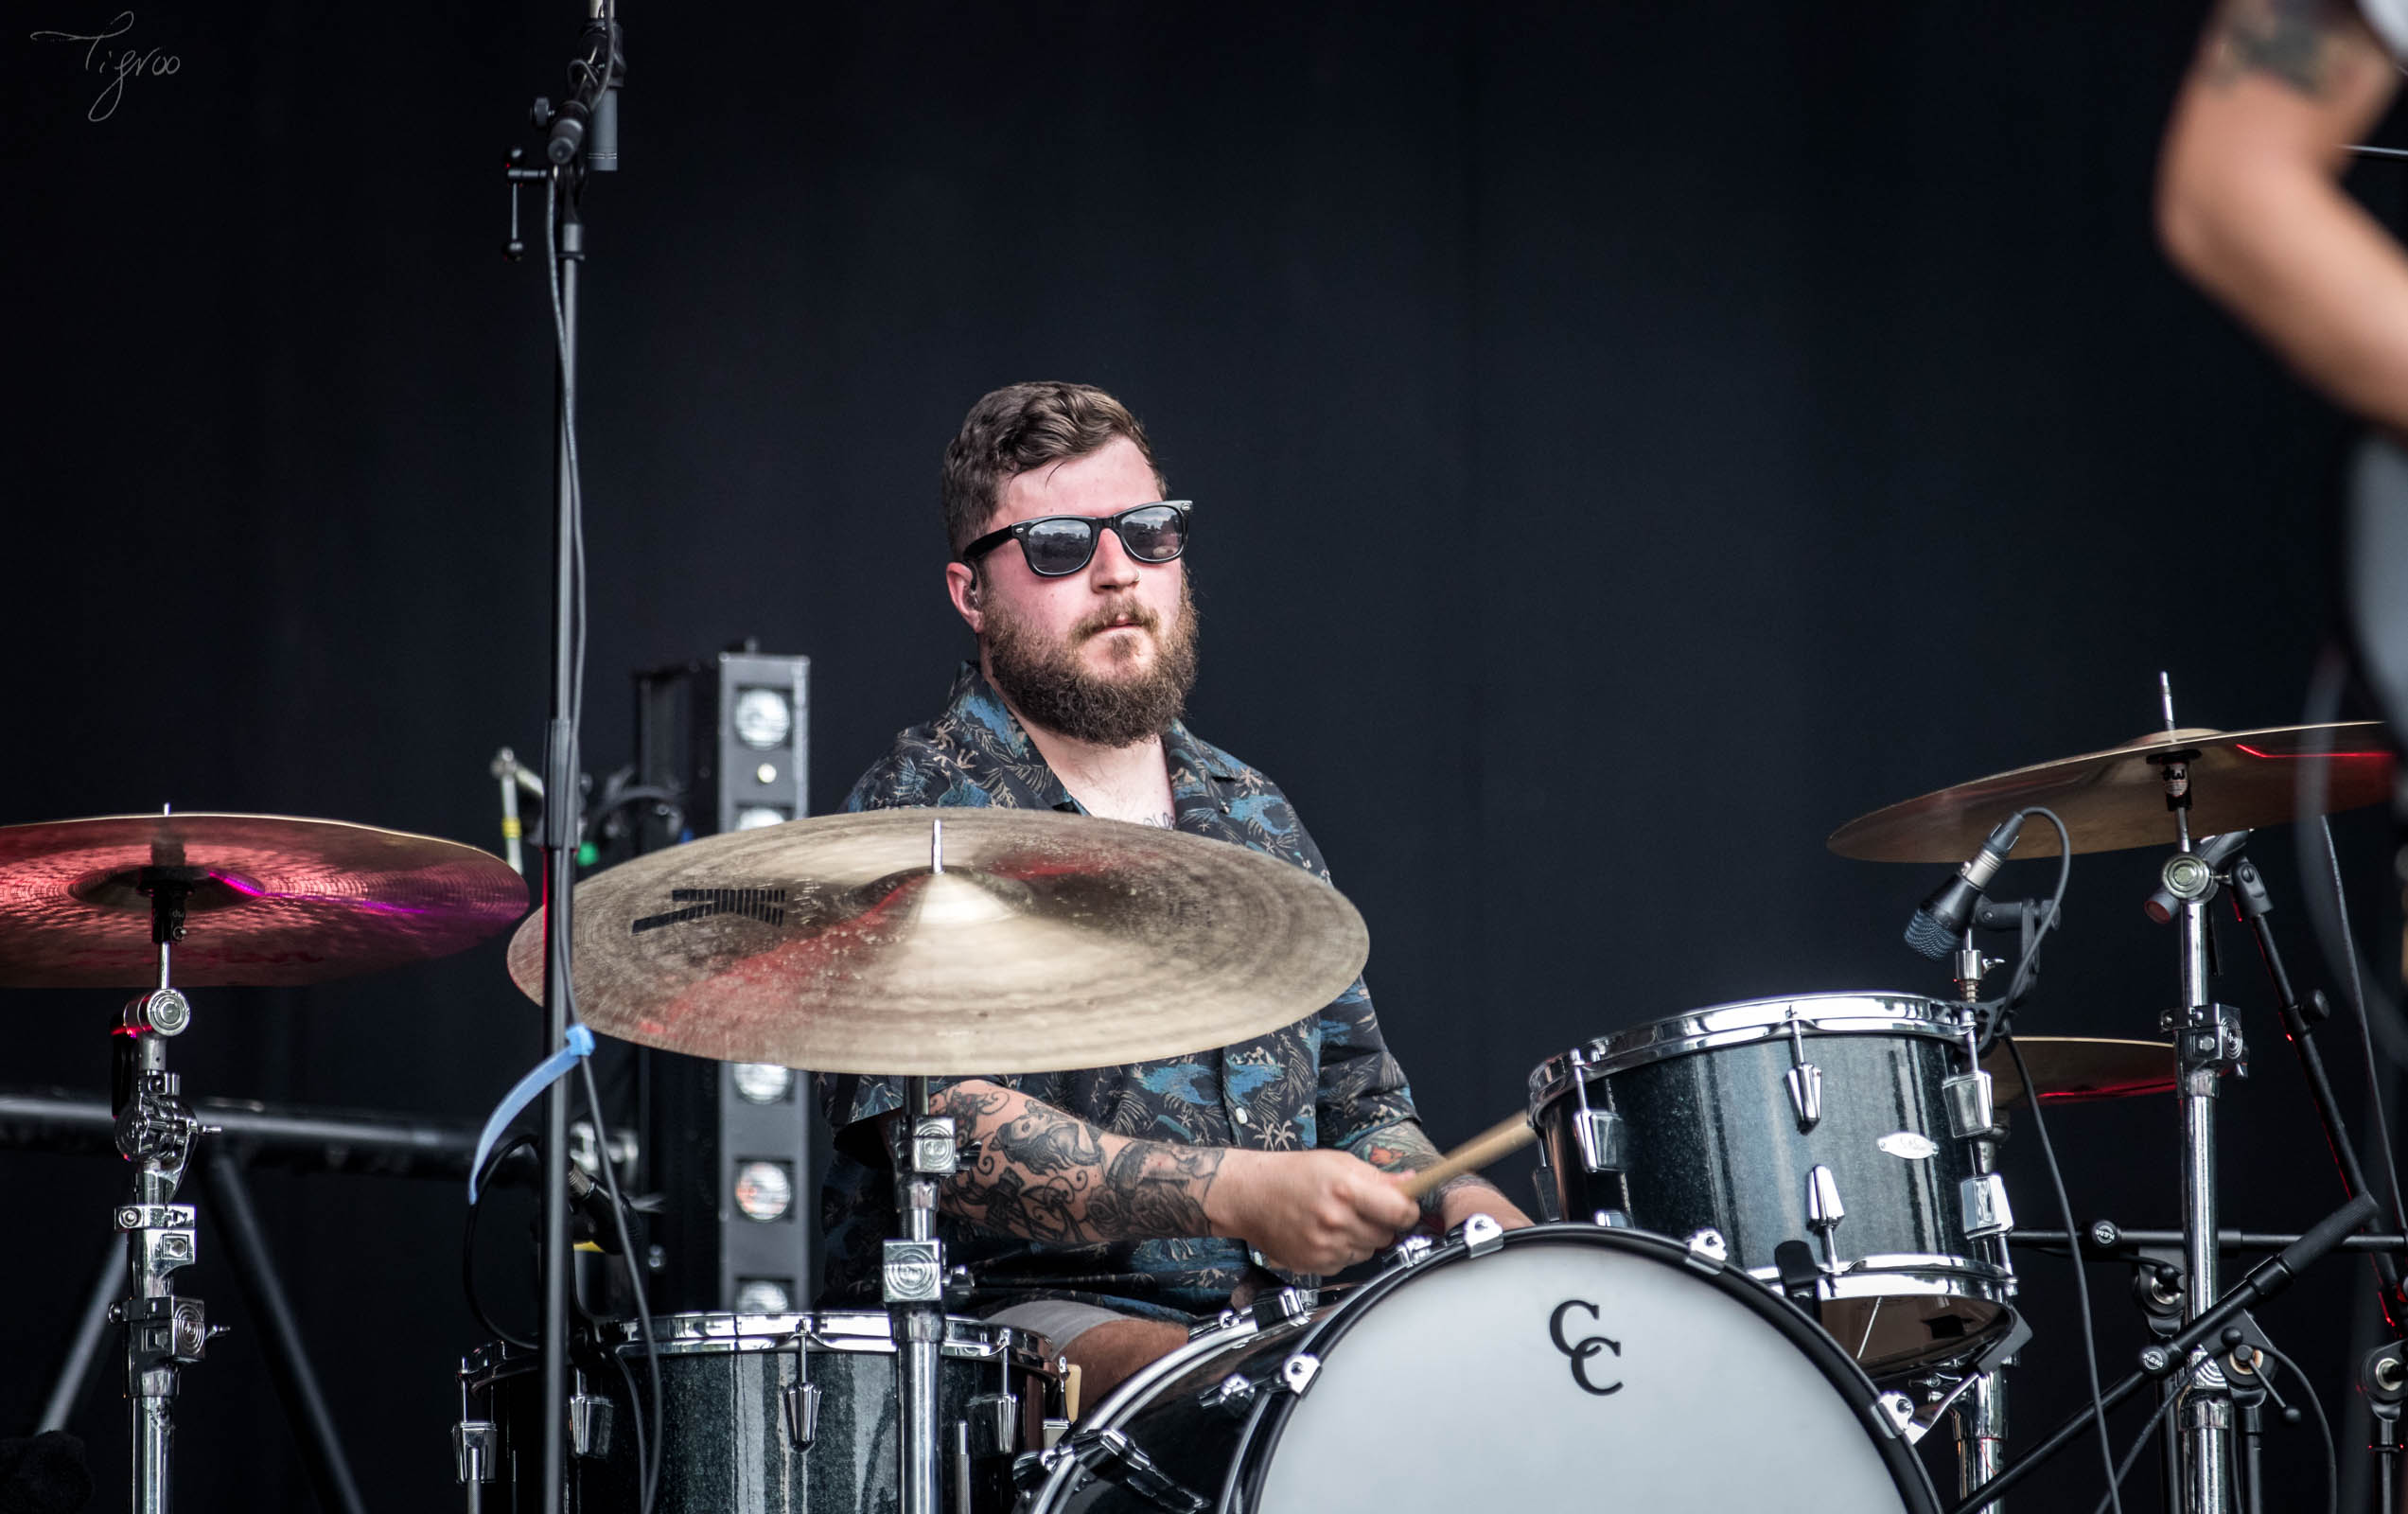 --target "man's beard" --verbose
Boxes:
[984,581,1200,748]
